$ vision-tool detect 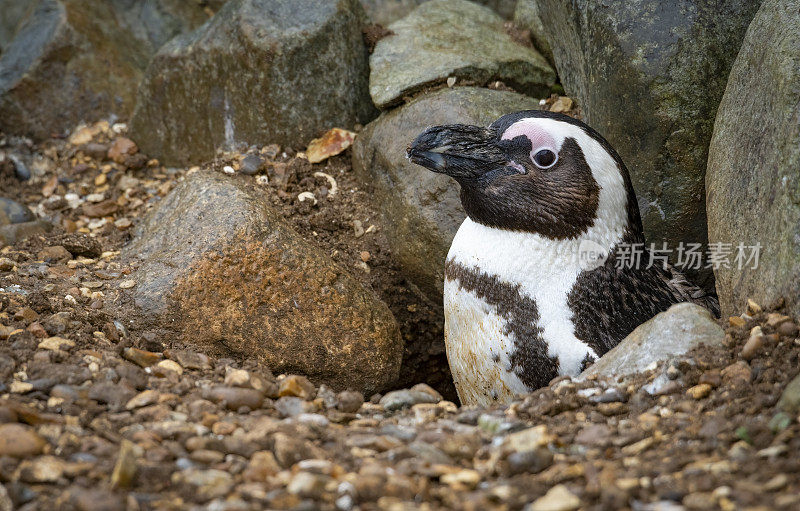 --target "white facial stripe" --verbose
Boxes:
[501,120,558,164]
